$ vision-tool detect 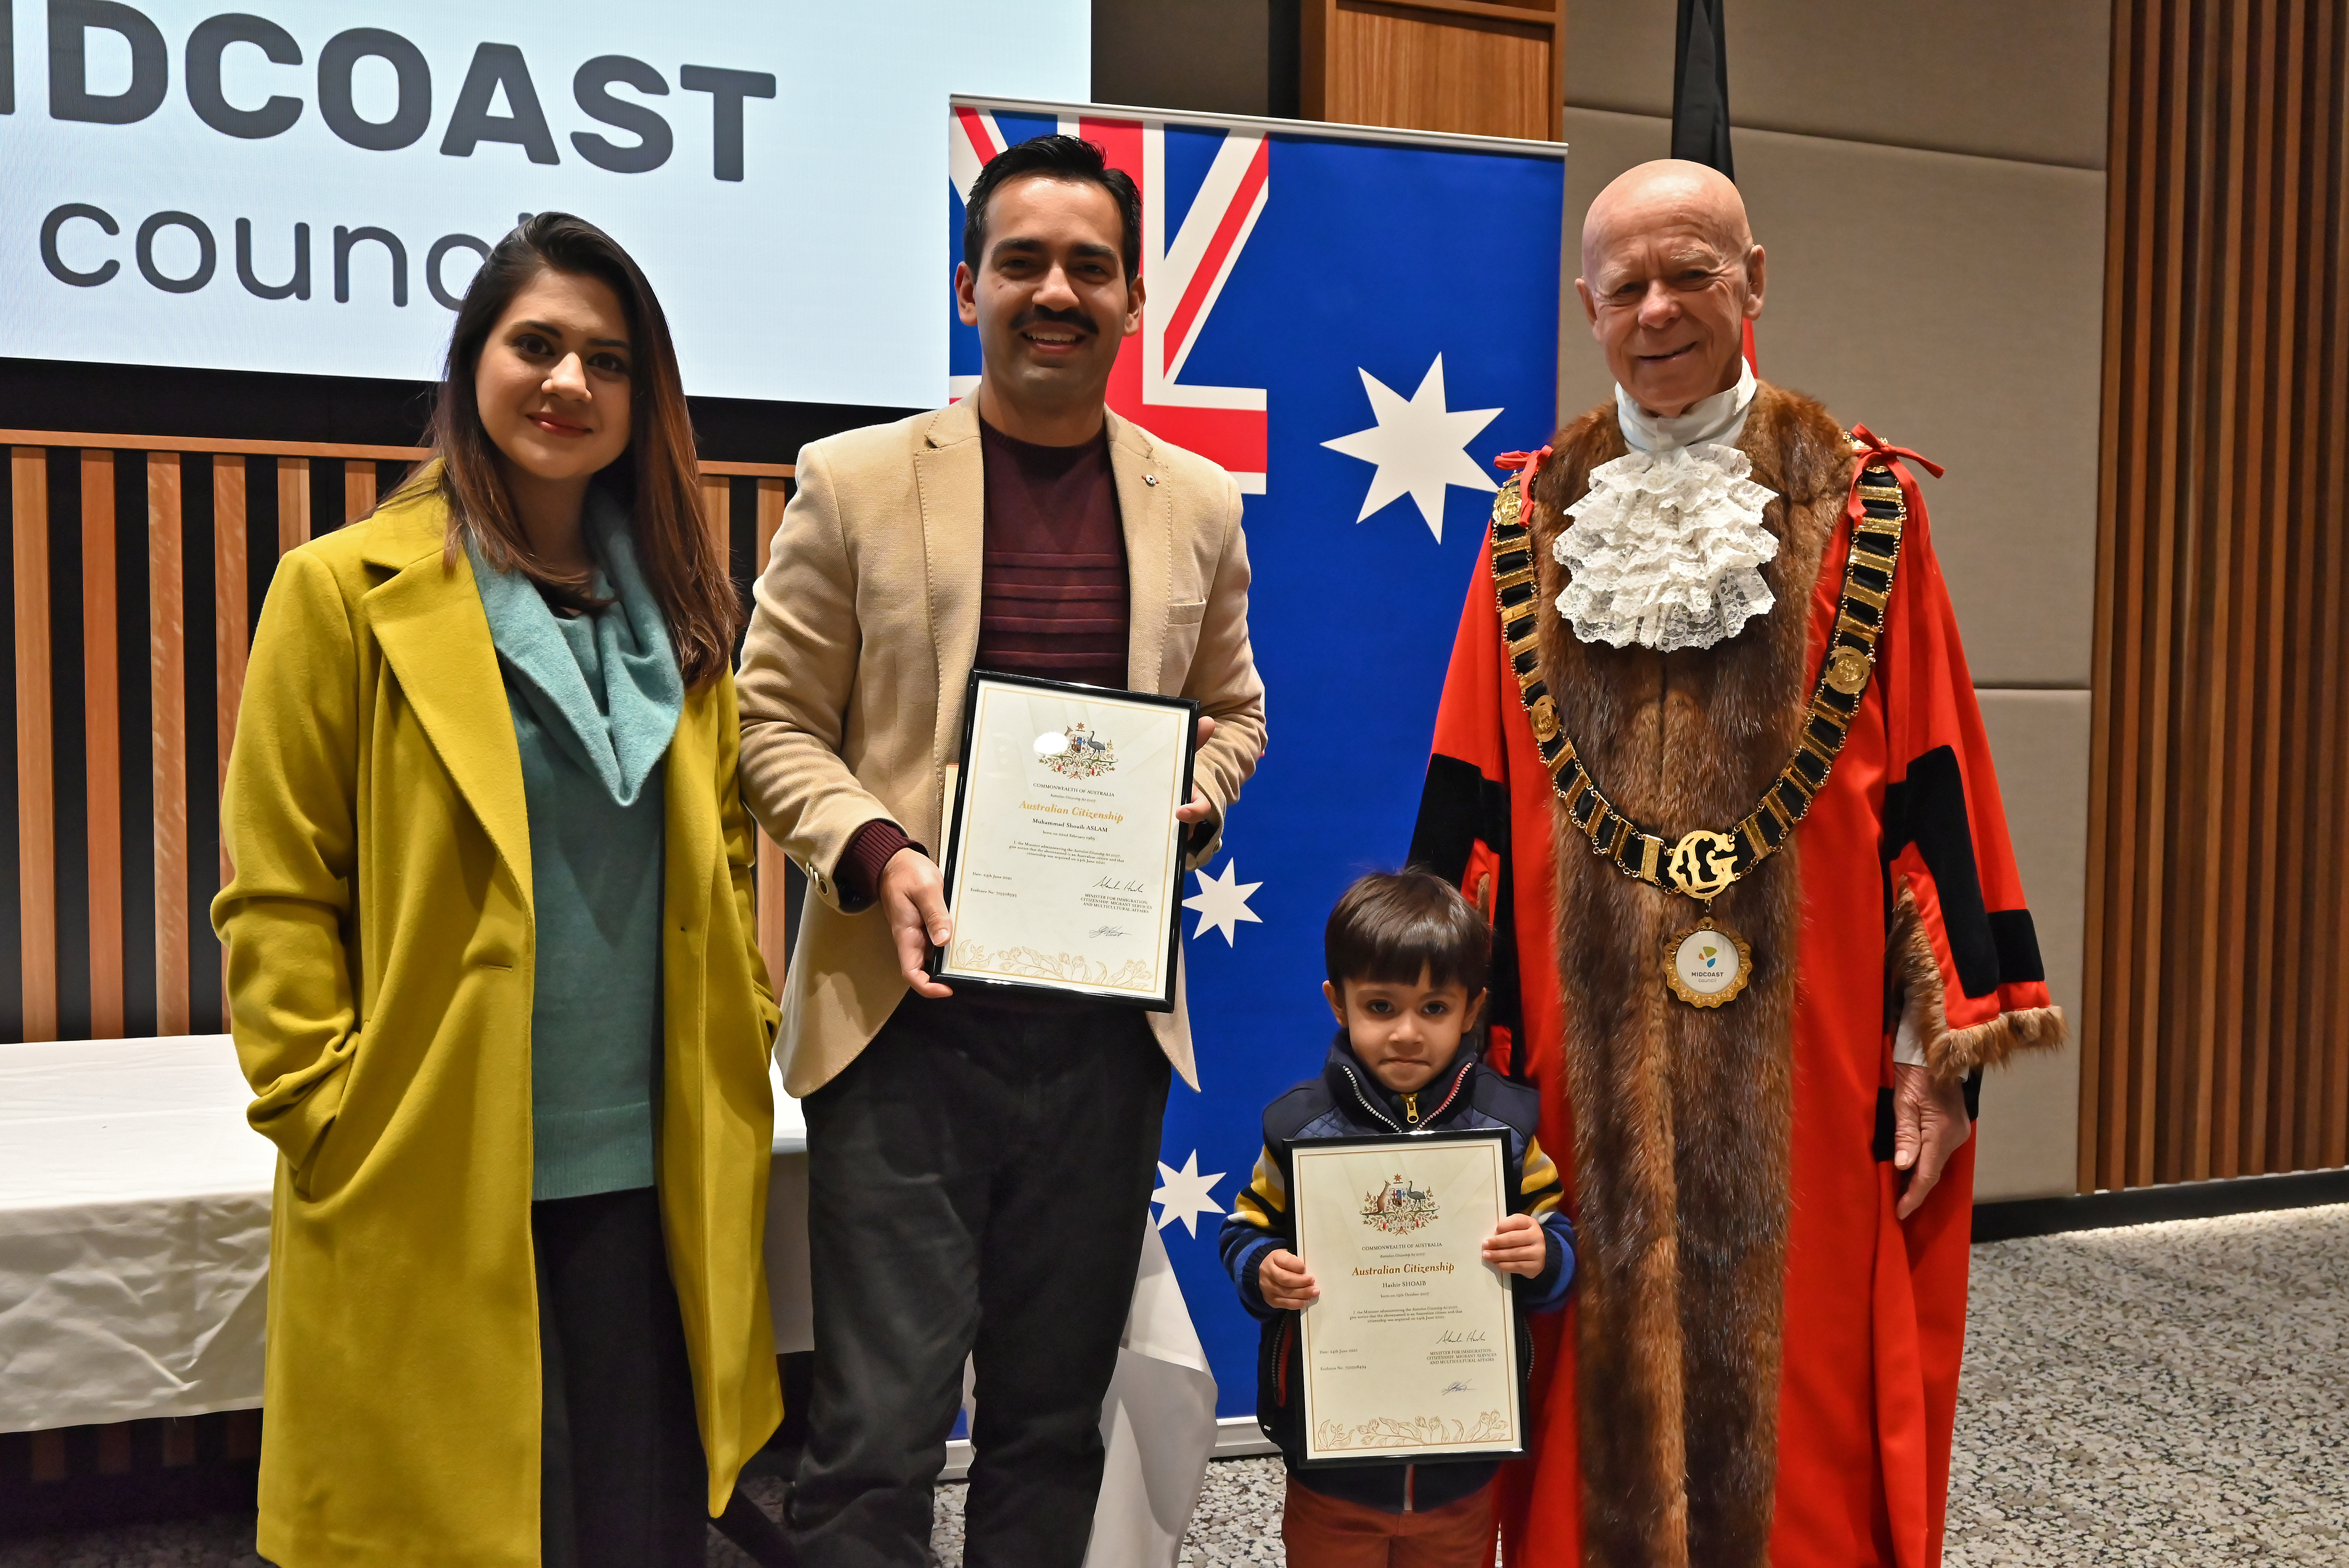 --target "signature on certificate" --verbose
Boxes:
[1087,925,1128,939]
[1093,875,1149,892]
[1435,1329,1490,1345]
[1441,1381,1474,1395]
